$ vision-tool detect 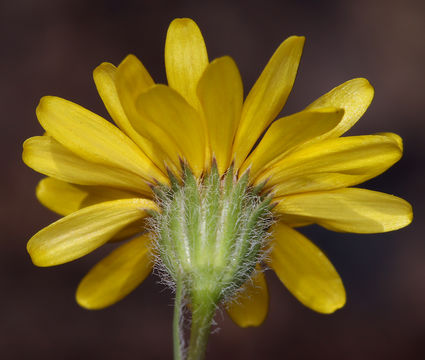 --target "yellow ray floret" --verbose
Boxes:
[233,35,305,169]
[27,199,158,266]
[76,233,153,310]
[260,133,403,195]
[197,56,243,174]
[275,188,412,233]
[226,266,269,327]
[36,96,167,184]
[23,136,152,194]
[165,18,209,110]
[268,223,346,314]
[36,177,144,216]
[240,107,345,178]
